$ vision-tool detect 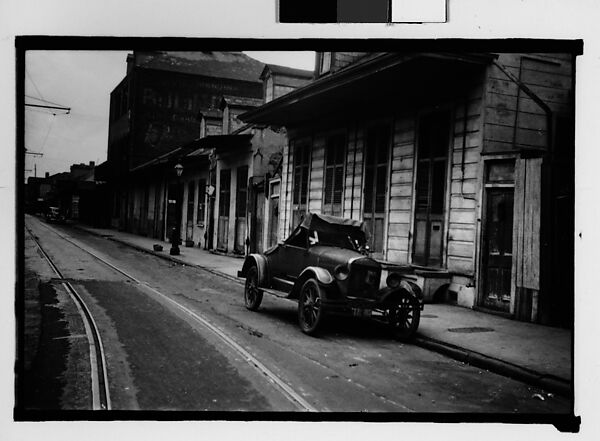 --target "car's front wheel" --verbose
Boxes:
[386,293,421,342]
[297,278,324,335]
[244,266,263,311]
